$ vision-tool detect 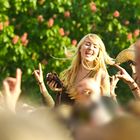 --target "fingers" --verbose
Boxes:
[114,77,119,84]
[110,75,119,86]
[32,64,42,76]
[110,75,115,80]
[33,63,44,84]
[16,68,22,88]
[110,75,115,84]
[4,77,16,91]
[2,80,10,96]
[34,70,40,82]
[115,76,119,82]
[39,63,43,76]
[114,64,124,71]
[130,63,136,74]
[53,88,62,92]
[47,81,62,91]
[115,74,123,79]
[48,81,56,89]
[2,69,22,96]
[32,70,39,75]
[33,70,40,76]
[5,77,16,83]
